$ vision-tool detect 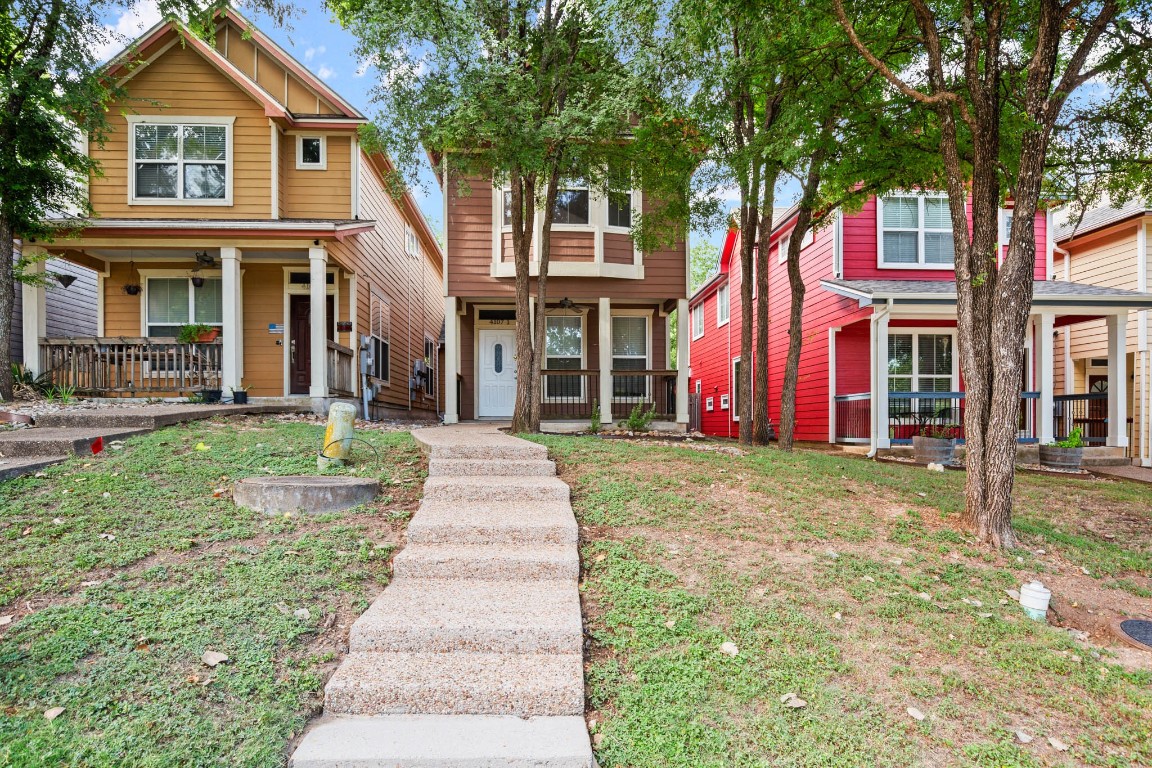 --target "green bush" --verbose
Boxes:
[621,403,657,432]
